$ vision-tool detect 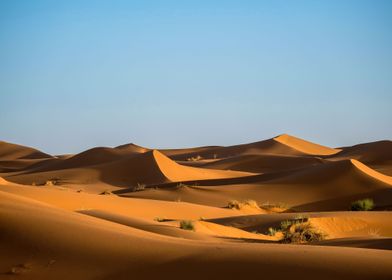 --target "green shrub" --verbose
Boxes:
[179,220,195,231]
[350,198,374,211]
